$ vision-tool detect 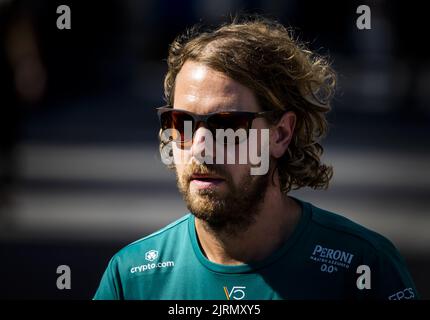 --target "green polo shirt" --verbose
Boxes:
[93,197,419,300]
